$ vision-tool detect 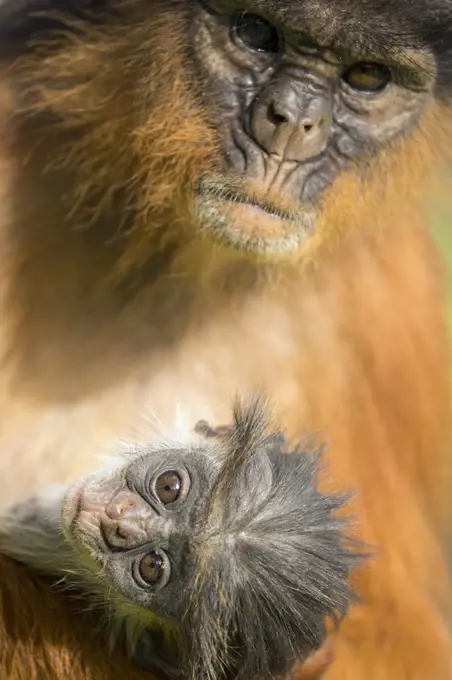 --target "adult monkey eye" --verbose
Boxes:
[232,12,281,54]
[343,62,392,92]
[155,470,182,504]
[138,551,167,586]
